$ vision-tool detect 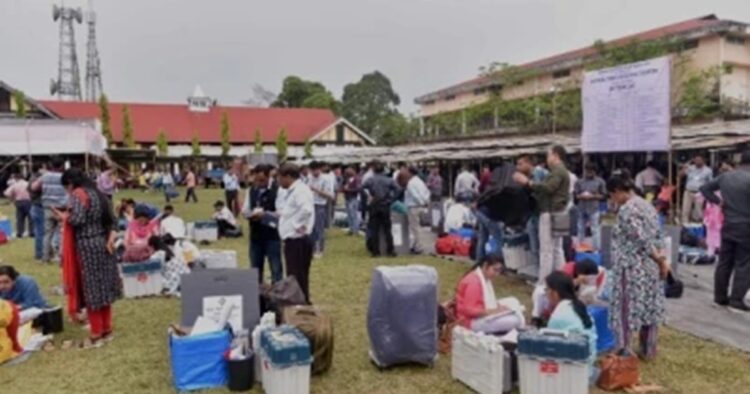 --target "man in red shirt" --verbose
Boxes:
[479,164,492,193]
